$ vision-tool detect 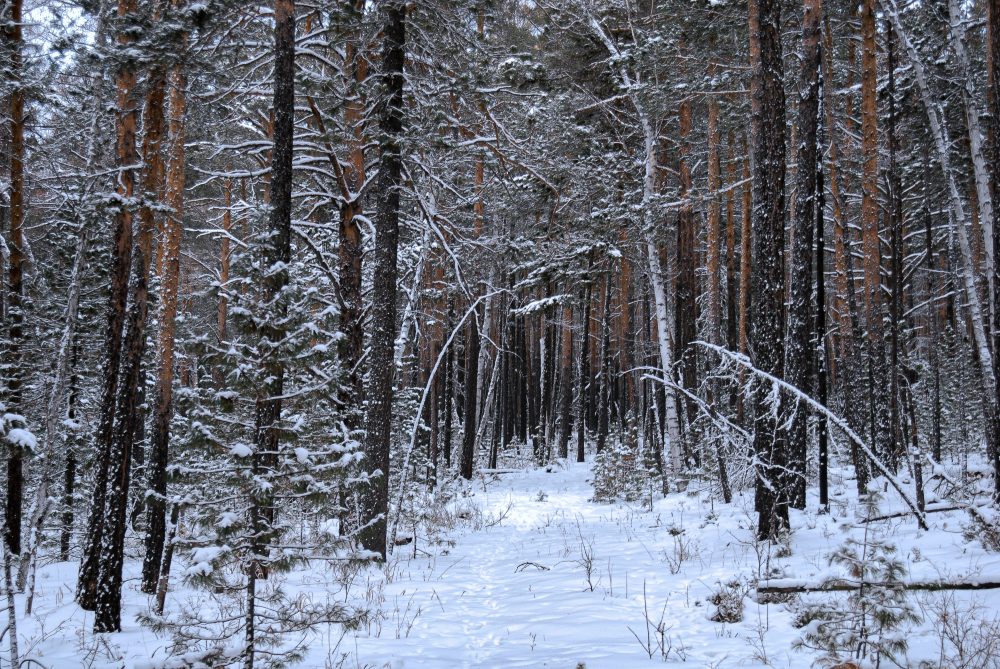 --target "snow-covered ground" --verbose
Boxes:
[14,458,1000,668]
